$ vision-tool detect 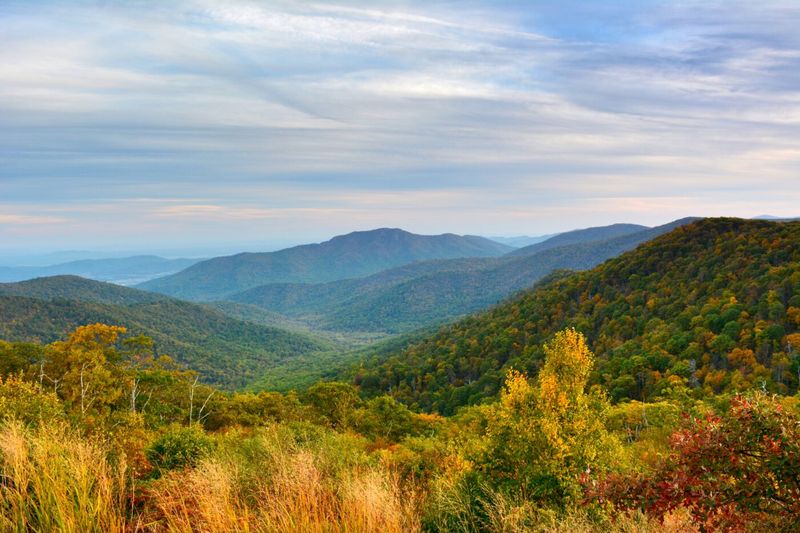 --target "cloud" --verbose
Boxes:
[0,0,799,248]
[0,213,65,225]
